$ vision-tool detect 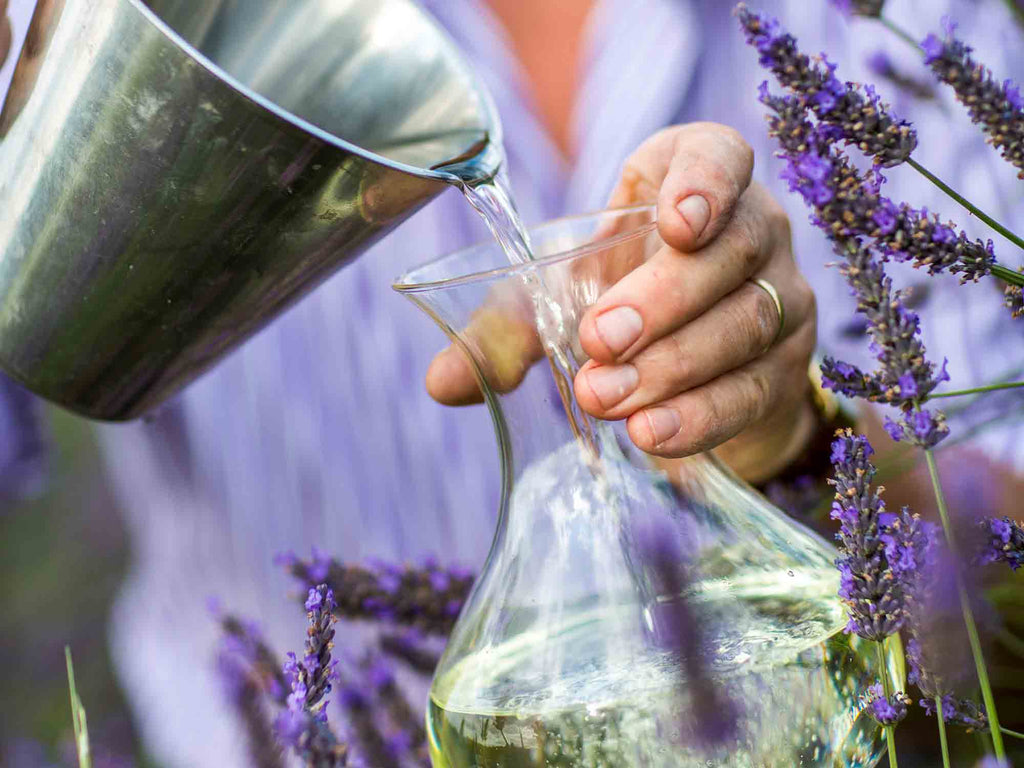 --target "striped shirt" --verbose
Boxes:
[2,0,1022,764]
